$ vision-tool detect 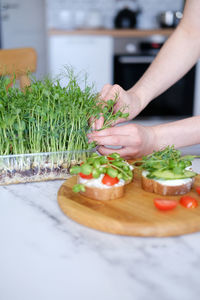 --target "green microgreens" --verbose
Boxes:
[72,183,85,193]
[93,96,129,131]
[0,69,128,157]
[132,145,199,177]
[71,152,133,192]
